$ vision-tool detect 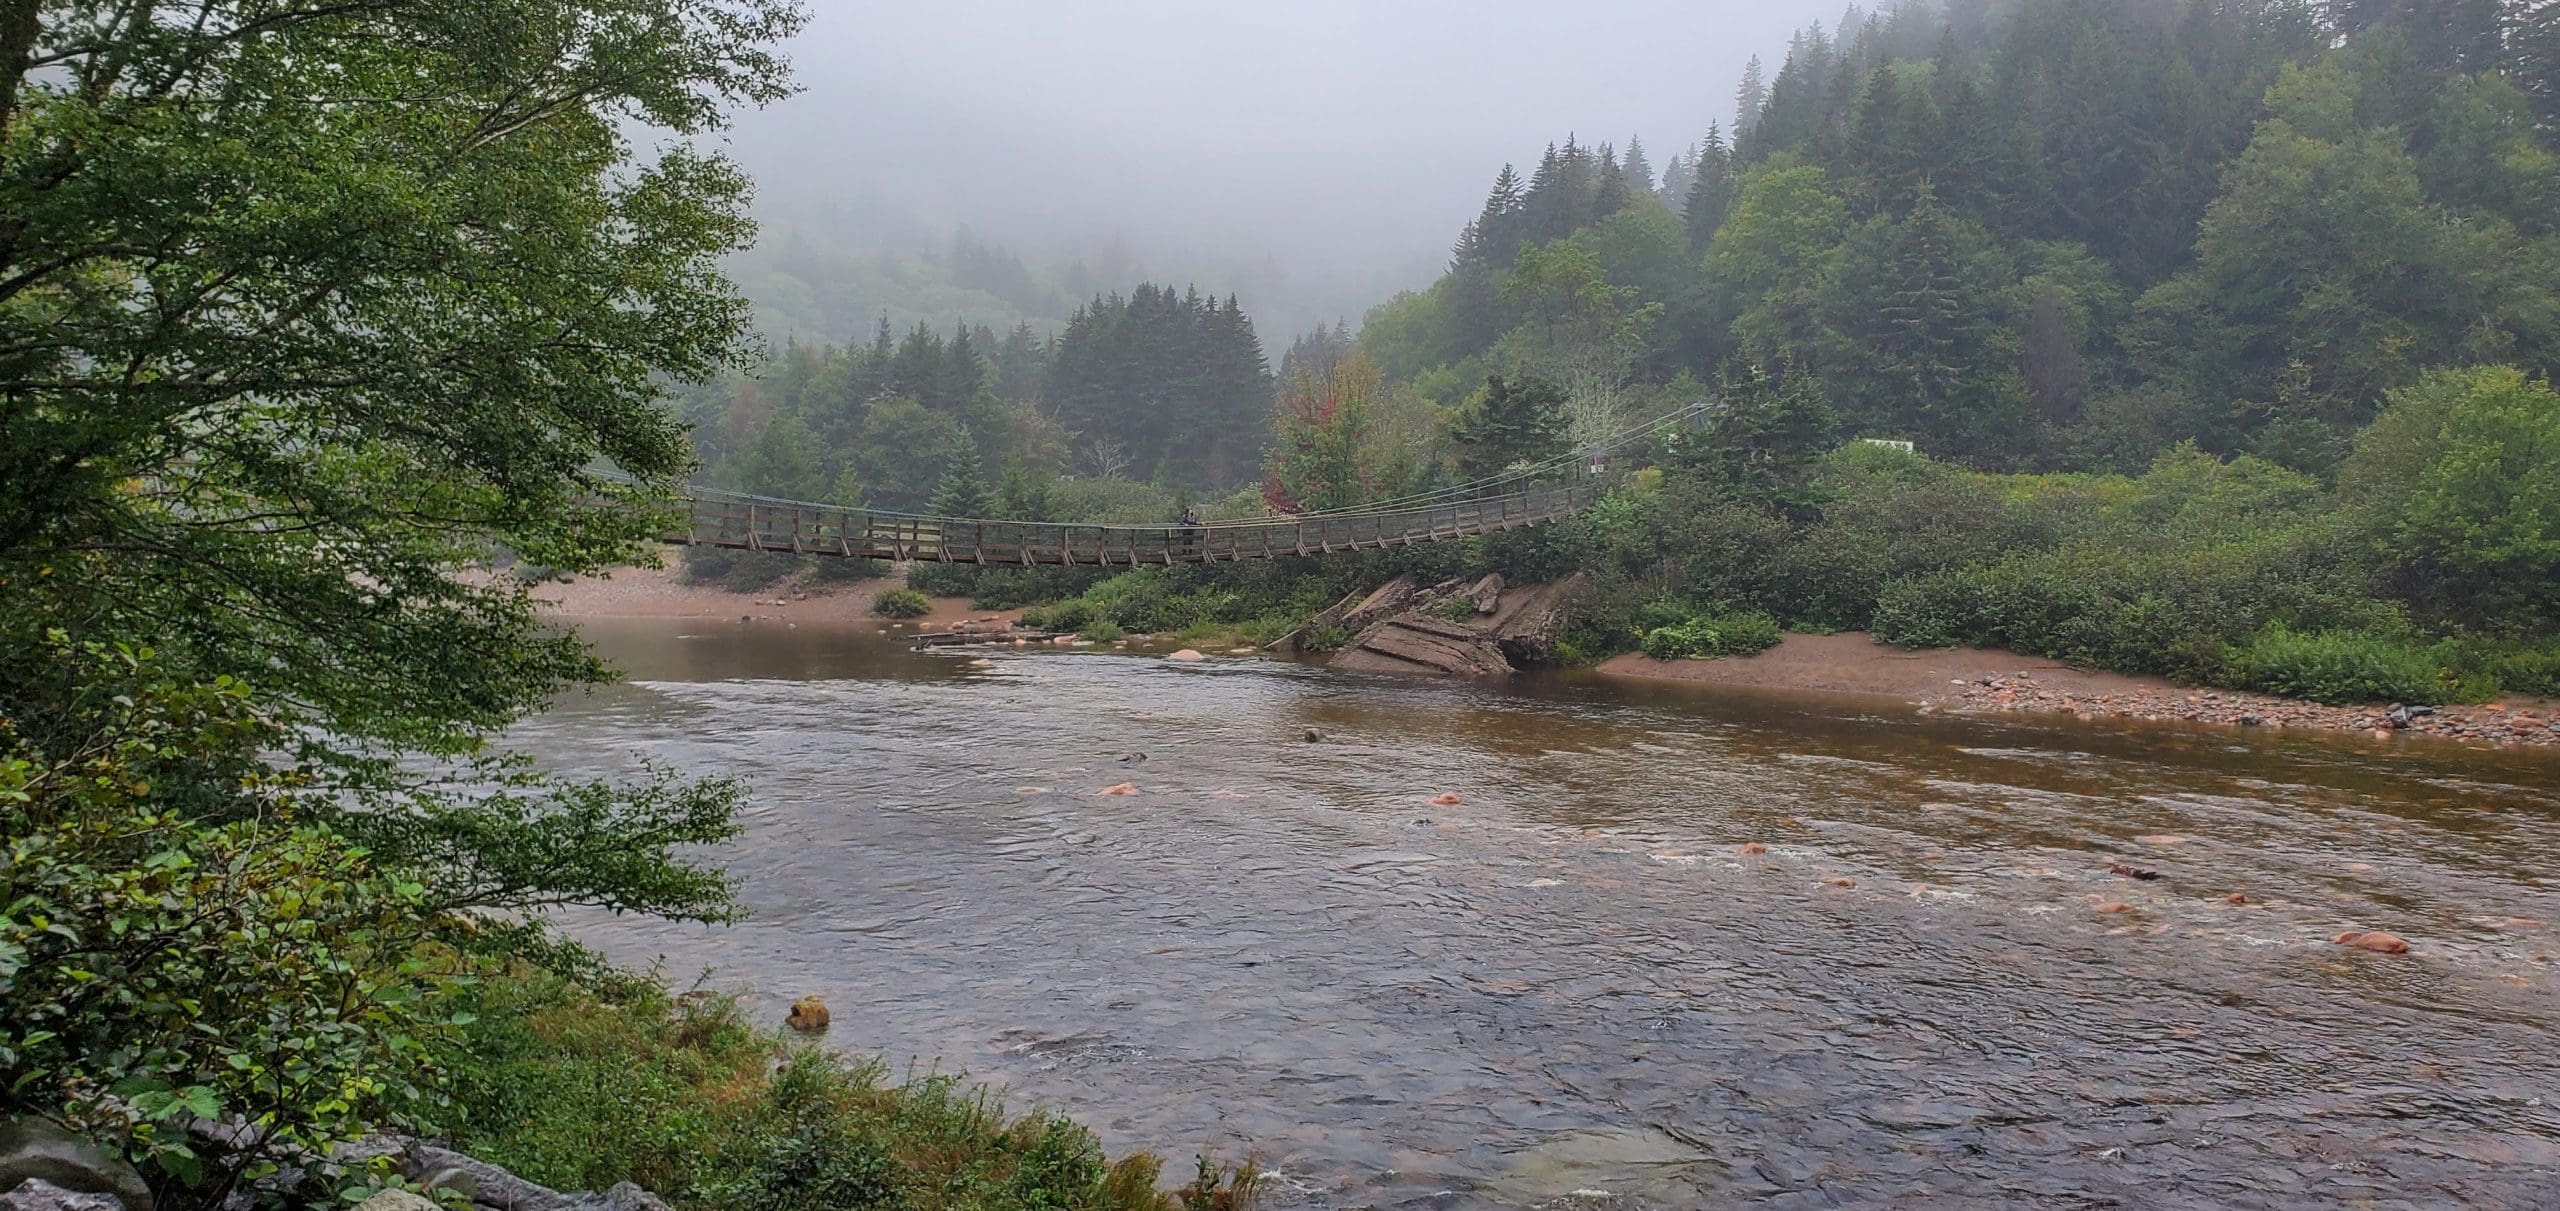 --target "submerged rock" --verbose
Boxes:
[2334,930,2411,954]
[1099,782,1139,796]
[1429,792,1464,806]
[1169,649,1204,661]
